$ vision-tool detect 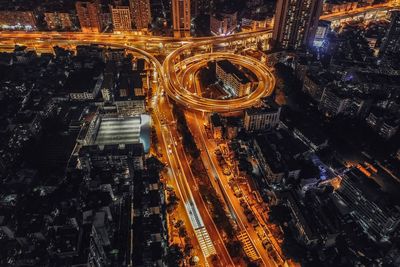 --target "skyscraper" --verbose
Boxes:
[111,5,132,31]
[273,0,323,50]
[130,0,151,30]
[379,10,400,58]
[172,0,191,37]
[75,1,102,33]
